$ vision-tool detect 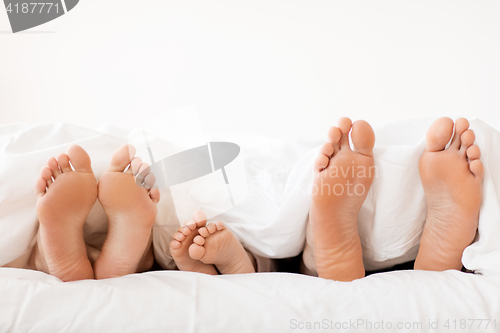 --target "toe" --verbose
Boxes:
[470,159,484,179]
[47,157,61,178]
[35,177,47,198]
[193,235,205,246]
[170,240,182,250]
[319,142,334,158]
[460,129,475,151]
[337,117,352,149]
[314,154,330,172]
[351,120,375,157]
[180,226,193,236]
[173,232,186,242]
[450,118,470,149]
[327,126,342,153]
[128,157,143,175]
[467,145,481,160]
[149,186,160,204]
[135,163,151,187]
[66,145,93,173]
[57,153,72,173]
[188,243,206,260]
[425,117,454,152]
[215,221,226,231]
[193,210,208,227]
[40,167,53,187]
[143,173,156,190]
[198,227,210,238]
[206,223,217,234]
[108,144,136,172]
